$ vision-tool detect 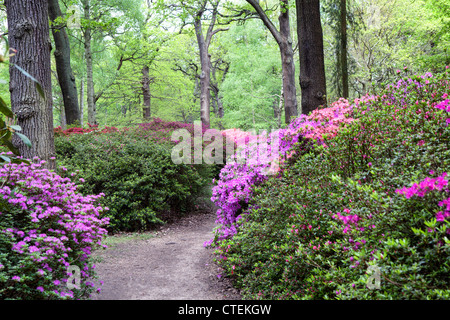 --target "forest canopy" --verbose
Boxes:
[0,0,446,133]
